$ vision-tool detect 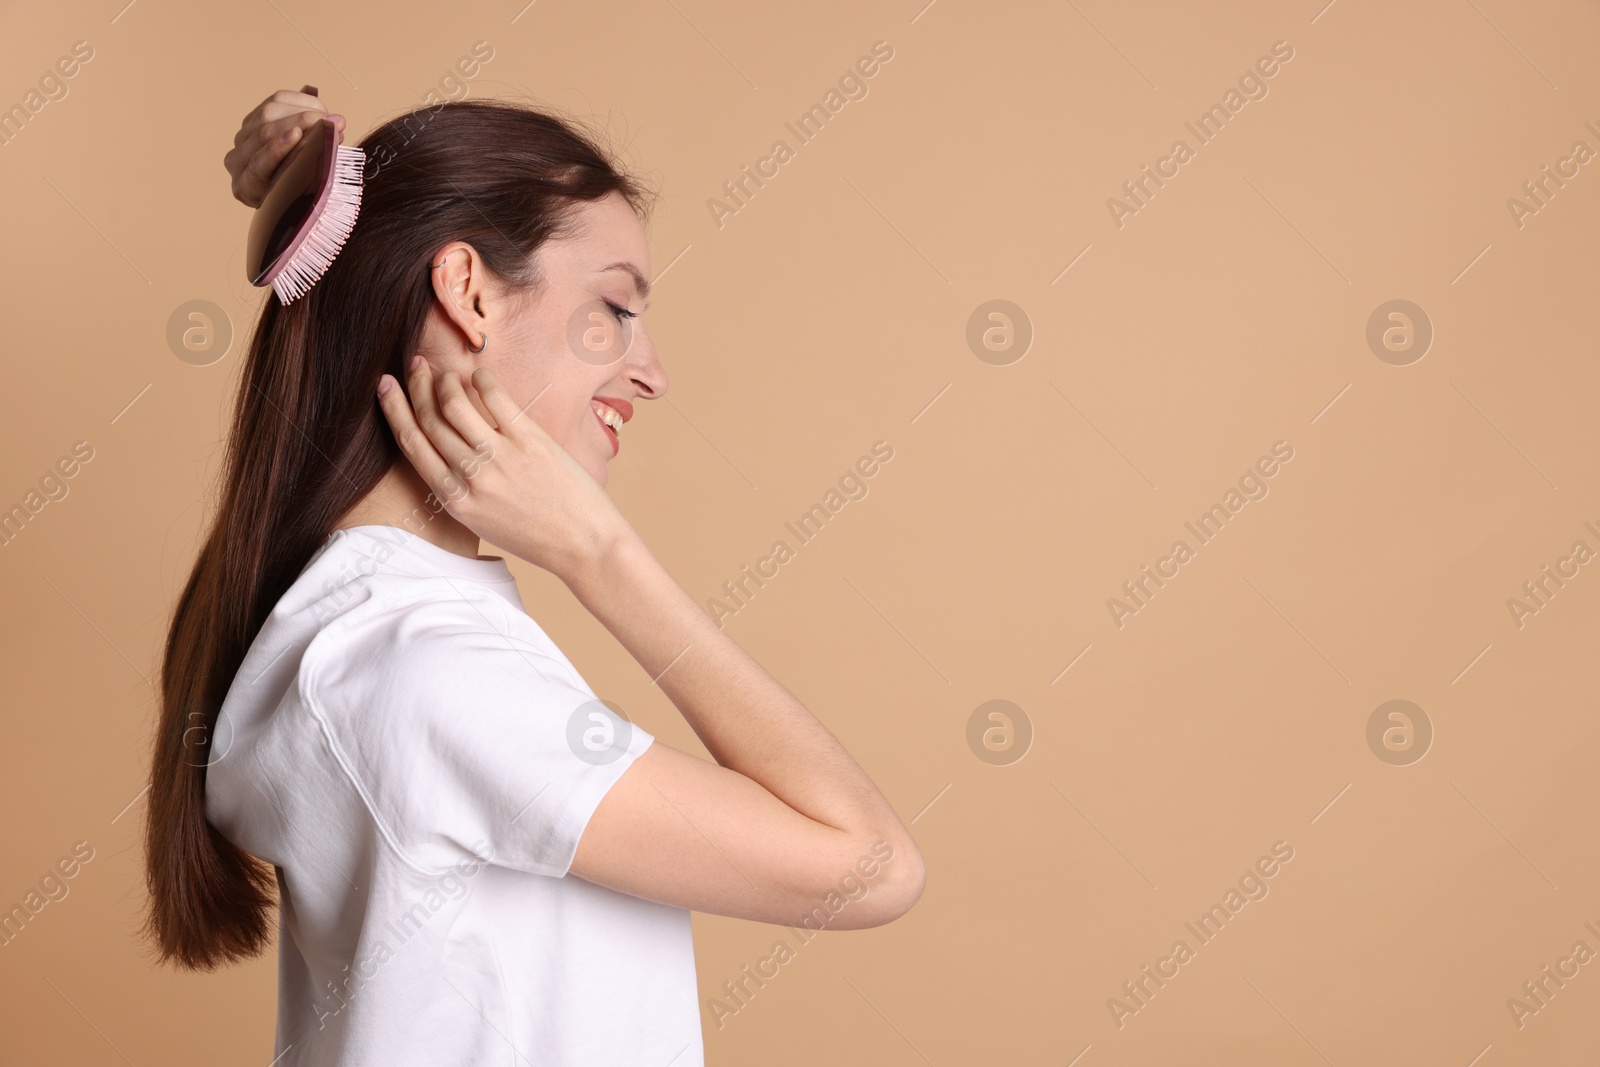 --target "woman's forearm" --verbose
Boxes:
[563,528,919,860]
